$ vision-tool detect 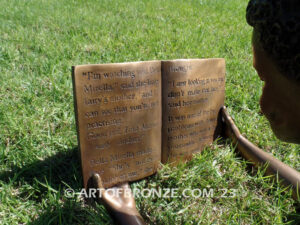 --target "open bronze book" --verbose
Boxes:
[72,59,225,188]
